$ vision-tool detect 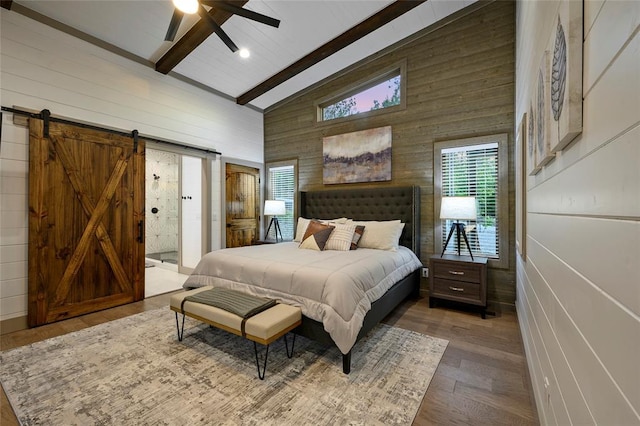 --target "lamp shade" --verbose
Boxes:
[264,200,286,216]
[440,196,477,220]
